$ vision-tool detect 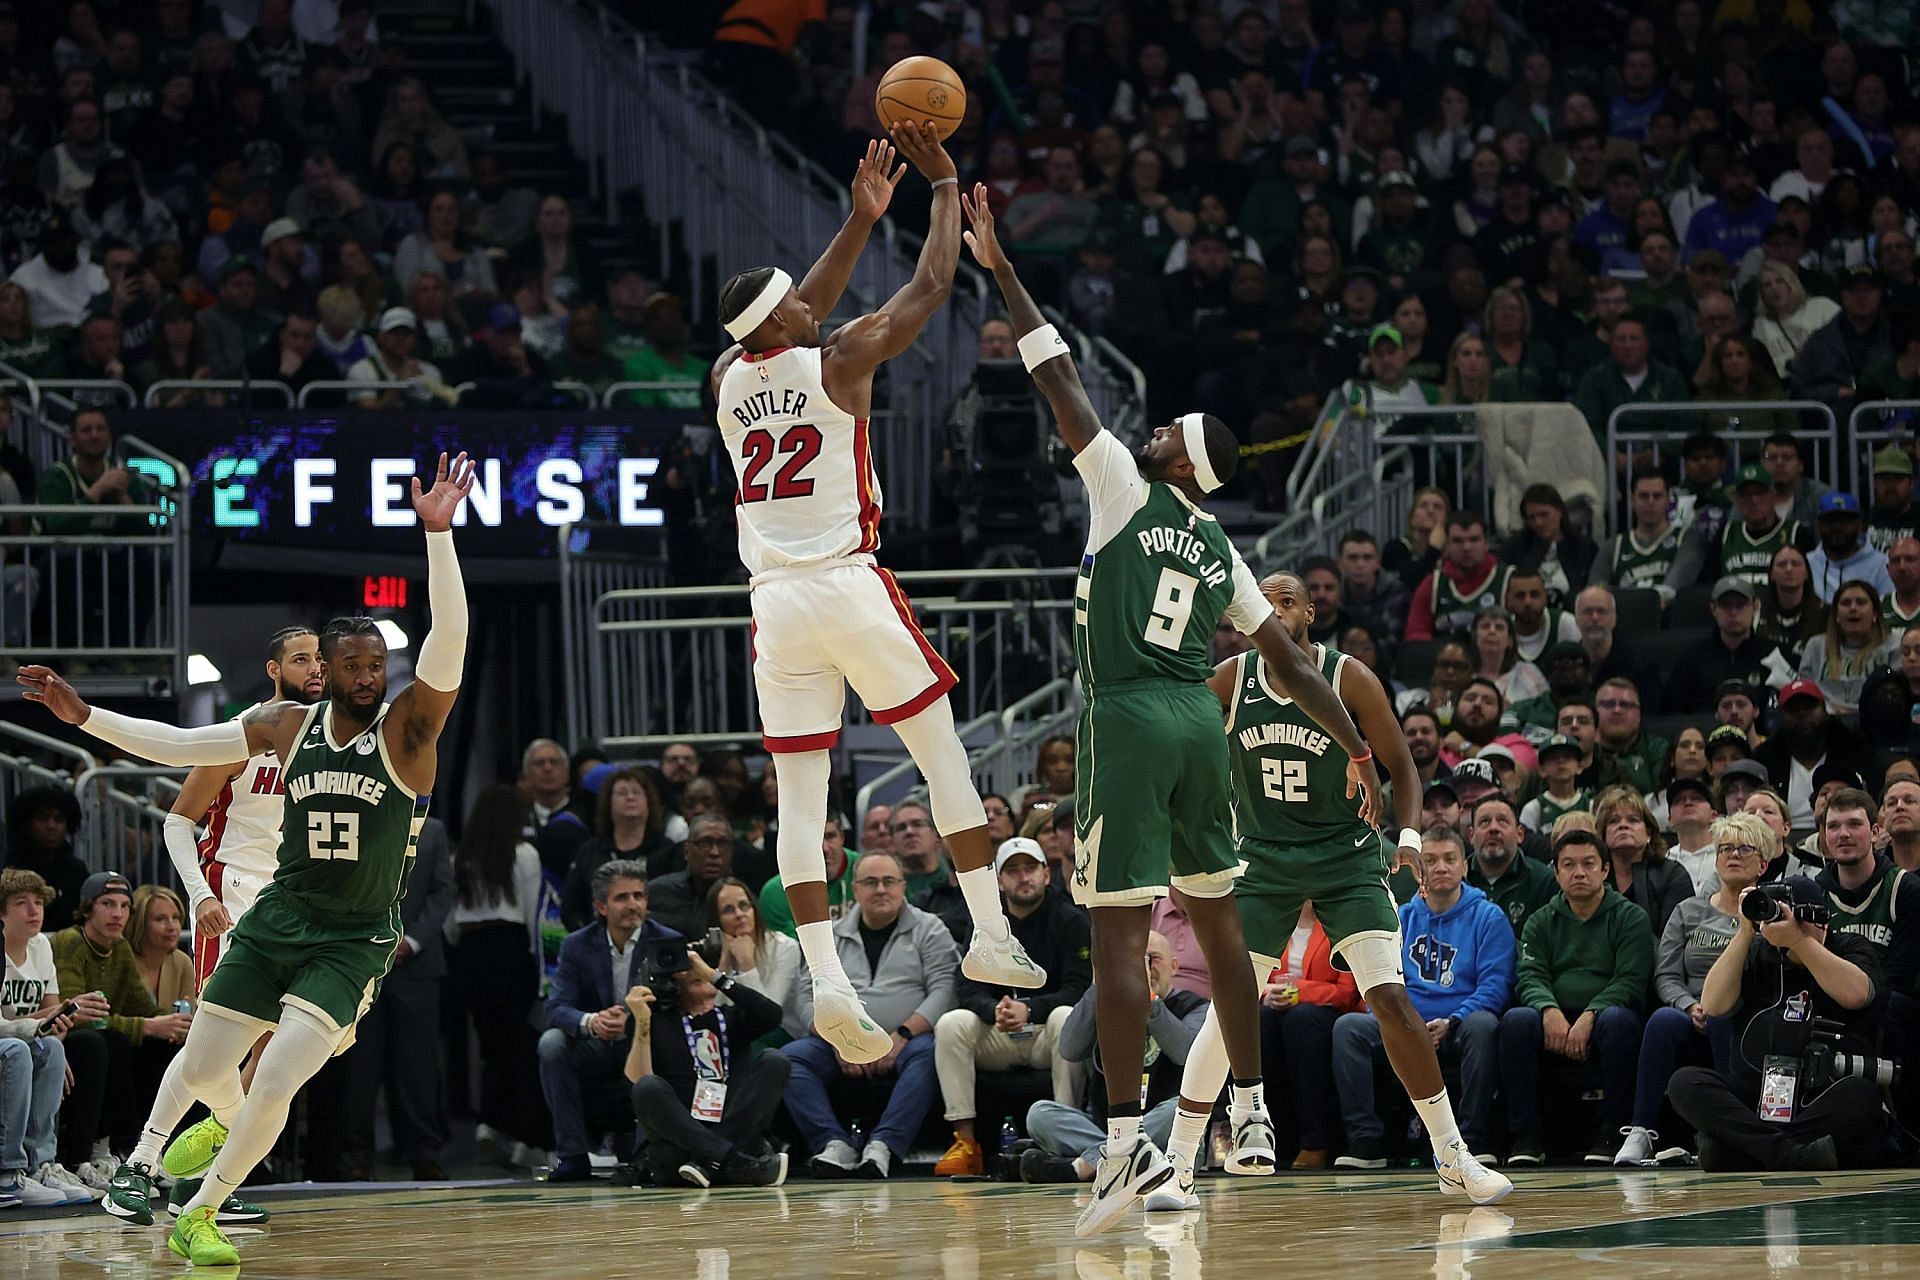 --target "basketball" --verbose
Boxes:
[875,56,966,140]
